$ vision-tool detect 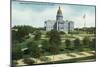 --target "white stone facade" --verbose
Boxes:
[45,6,74,33]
